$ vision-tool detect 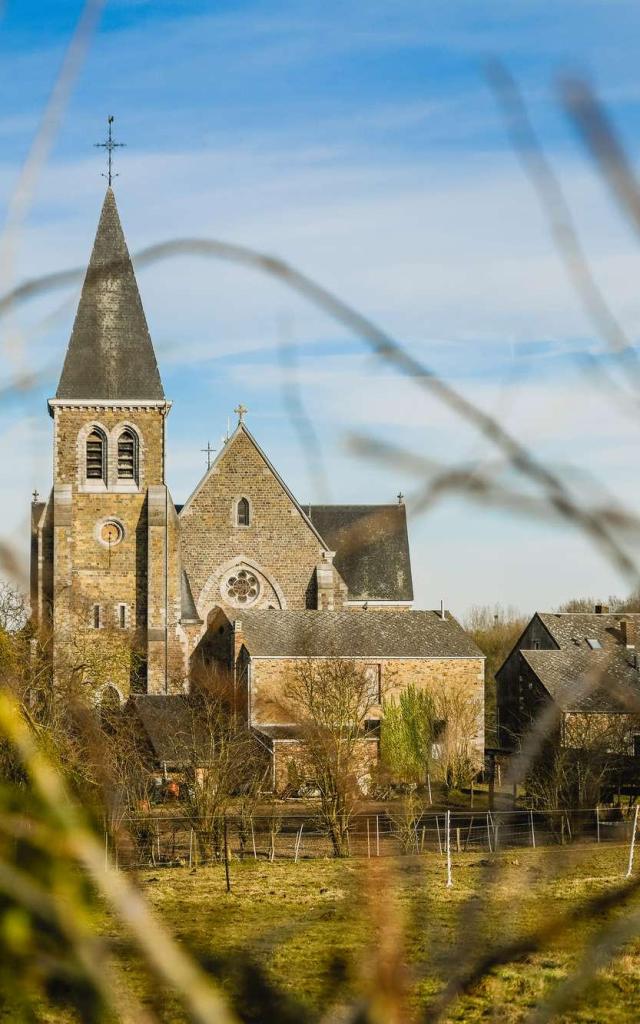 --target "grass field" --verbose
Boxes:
[20,843,640,1022]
